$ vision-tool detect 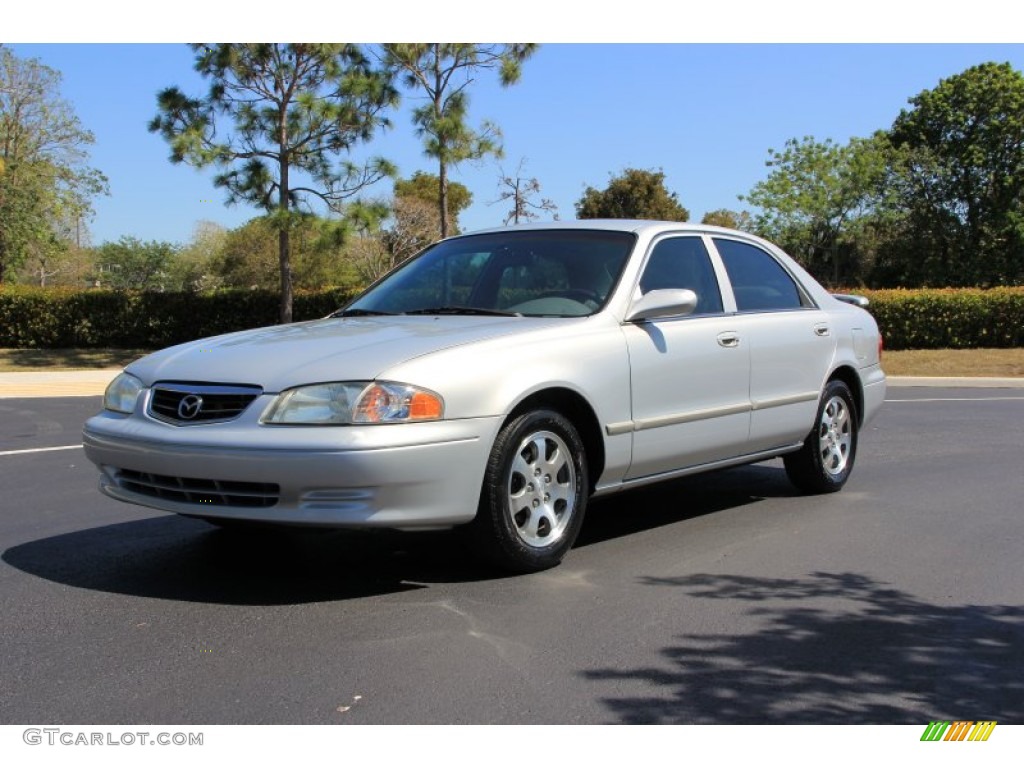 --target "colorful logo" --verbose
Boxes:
[920,721,997,742]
